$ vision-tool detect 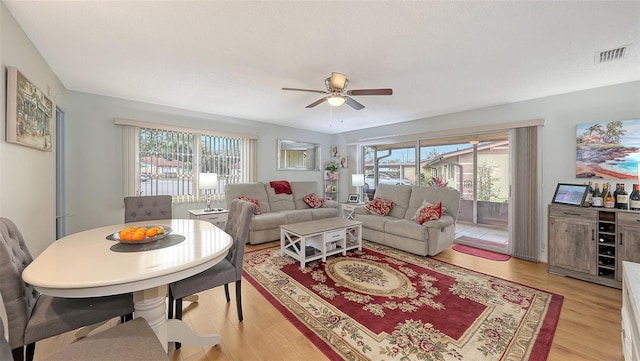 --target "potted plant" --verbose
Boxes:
[325,160,339,180]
